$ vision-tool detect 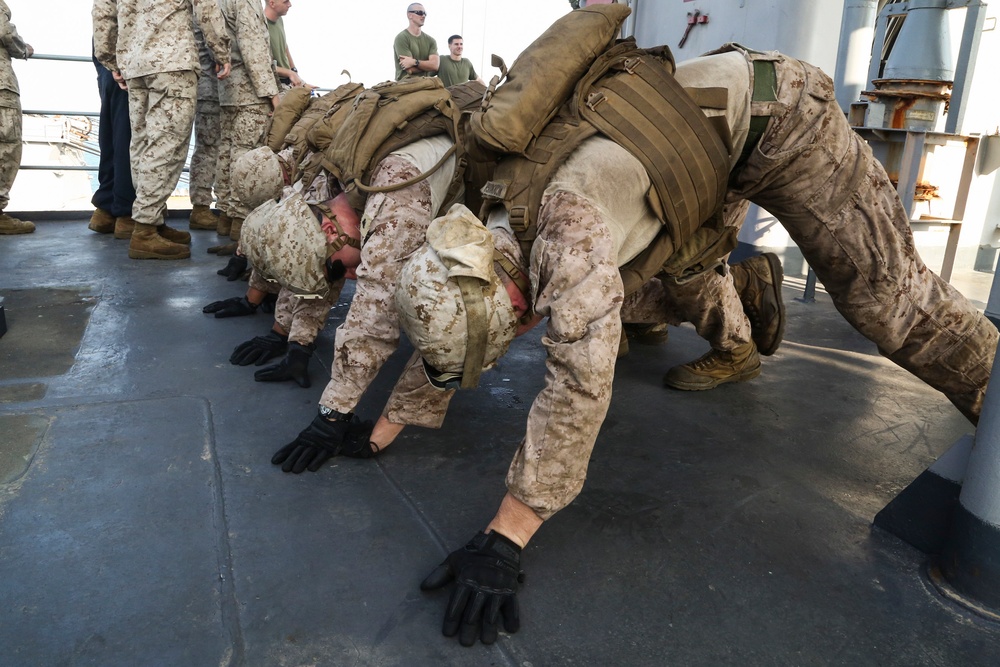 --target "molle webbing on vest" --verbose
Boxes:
[579,54,731,252]
[480,110,599,260]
